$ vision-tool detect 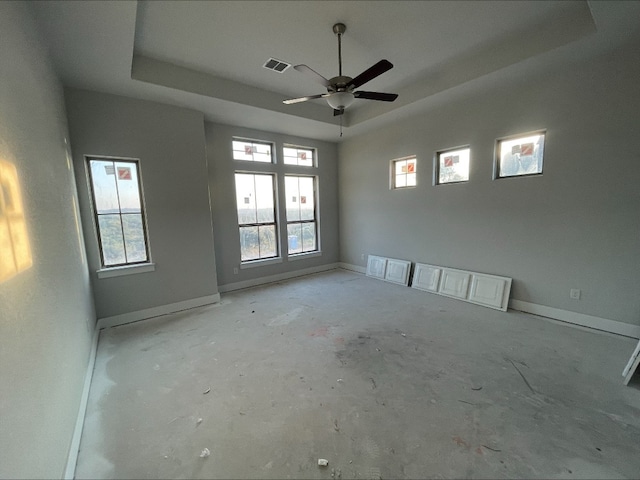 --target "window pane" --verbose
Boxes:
[235,174,257,224]
[254,174,274,223]
[285,176,300,221]
[122,214,147,263]
[302,222,316,252]
[258,225,277,258]
[284,147,314,166]
[232,140,272,162]
[297,149,313,167]
[438,147,470,184]
[114,162,141,212]
[89,160,119,214]
[392,156,416,189]
[298,177,315,221]
[97,214,126,266]
[239,226,259,261]
[498,134,544,177]
[287,223,302,254]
